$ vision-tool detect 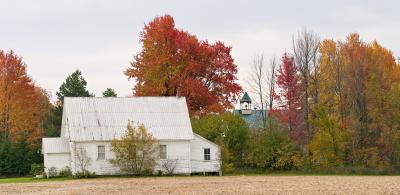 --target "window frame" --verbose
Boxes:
[97,145,106,160]
[160,144,167,159]
[204,148,211,161]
